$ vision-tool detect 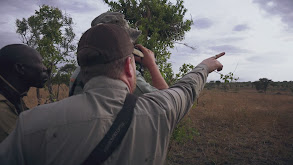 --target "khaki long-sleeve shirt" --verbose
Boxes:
[0,94,18,142]
[0,64,208,165]
[69,67,157,96]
